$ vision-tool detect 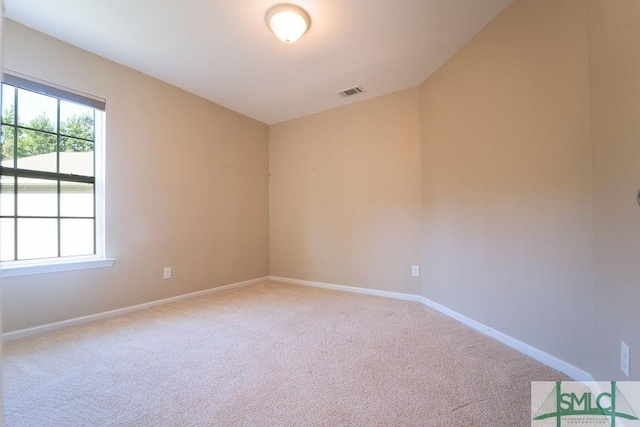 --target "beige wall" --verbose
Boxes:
[269,89,422,294]
[420,0,595,372]
[589,0,640,380]
[2,21,270,332]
